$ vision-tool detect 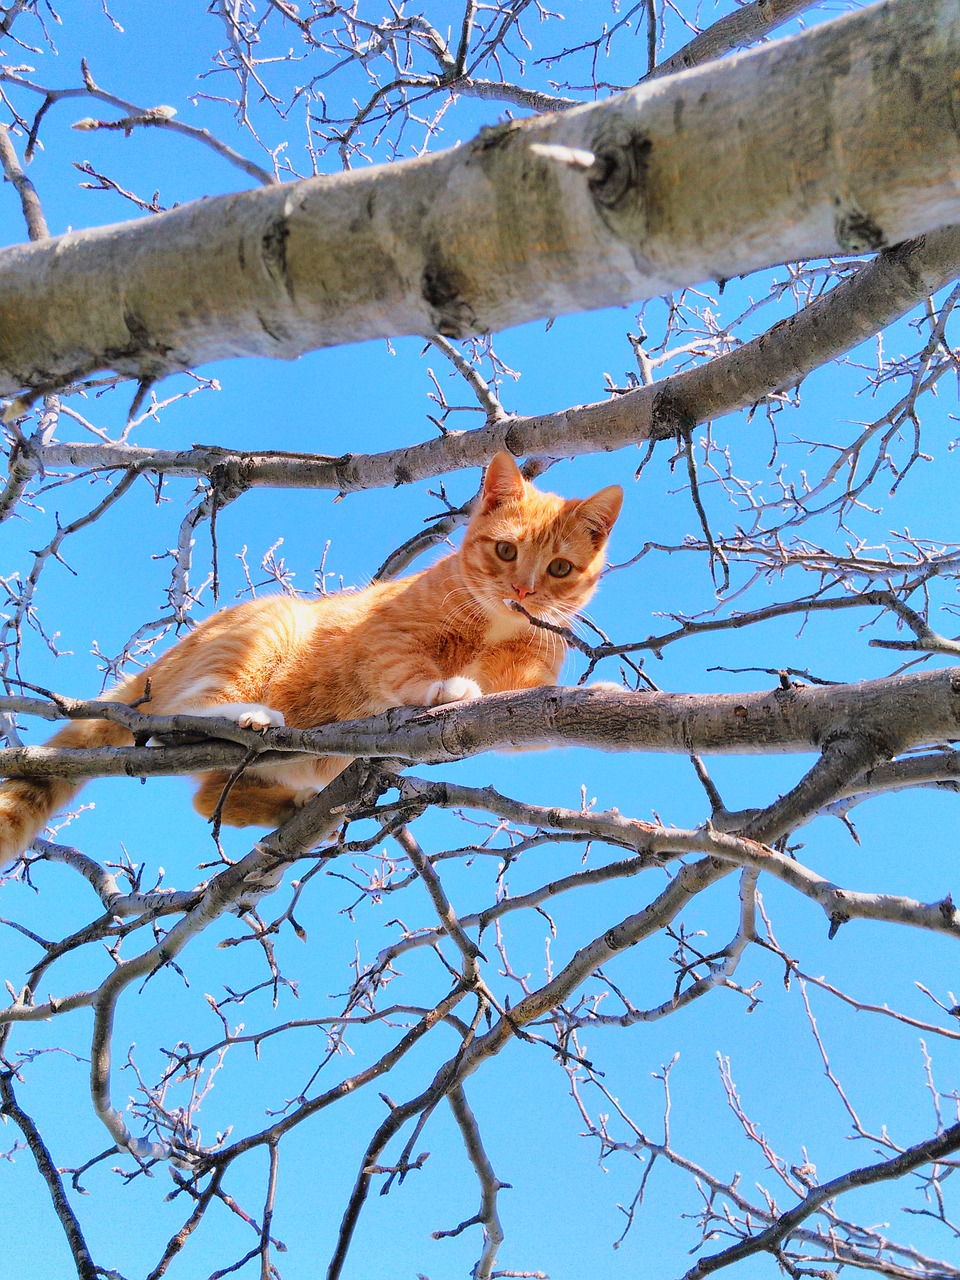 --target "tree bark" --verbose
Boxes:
[4,667,960,780]
[1,0,958,397]
[40,223,958,491]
